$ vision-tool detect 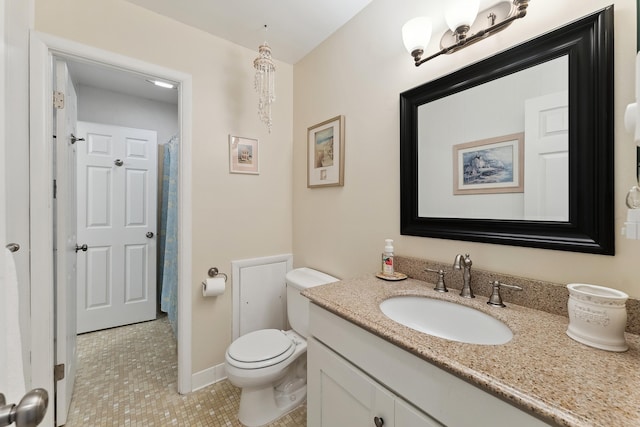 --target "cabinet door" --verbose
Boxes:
[308,338,395,427]
[396,398,443,427]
